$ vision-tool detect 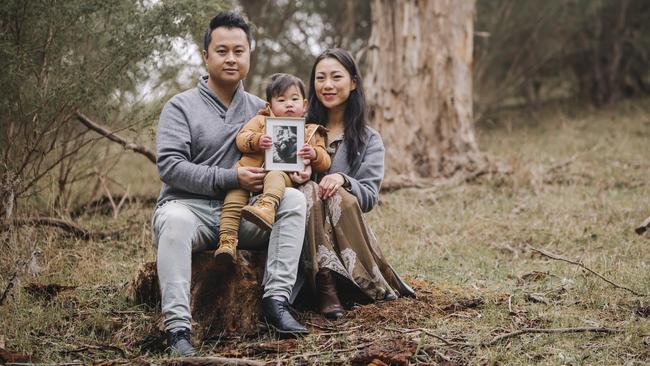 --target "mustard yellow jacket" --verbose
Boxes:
[235,105,330,172]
